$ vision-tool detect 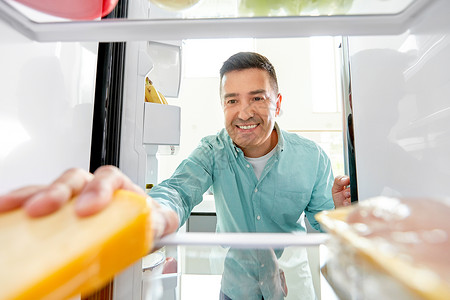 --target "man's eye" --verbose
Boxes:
[227,99,237,104]
[253,97,263,101]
